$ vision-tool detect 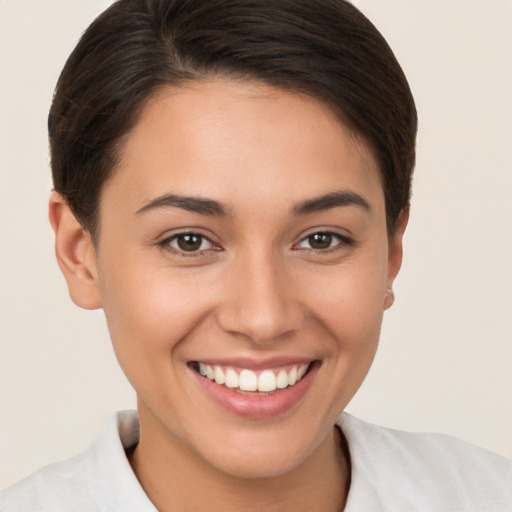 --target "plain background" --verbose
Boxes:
[1,0,511,488]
